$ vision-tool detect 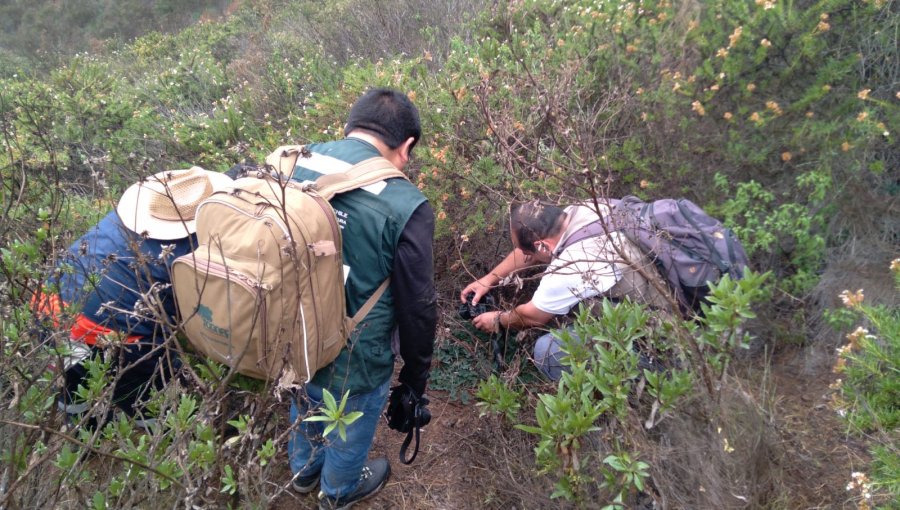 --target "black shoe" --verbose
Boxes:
[292,470,321,494]
[318,457,390,510]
